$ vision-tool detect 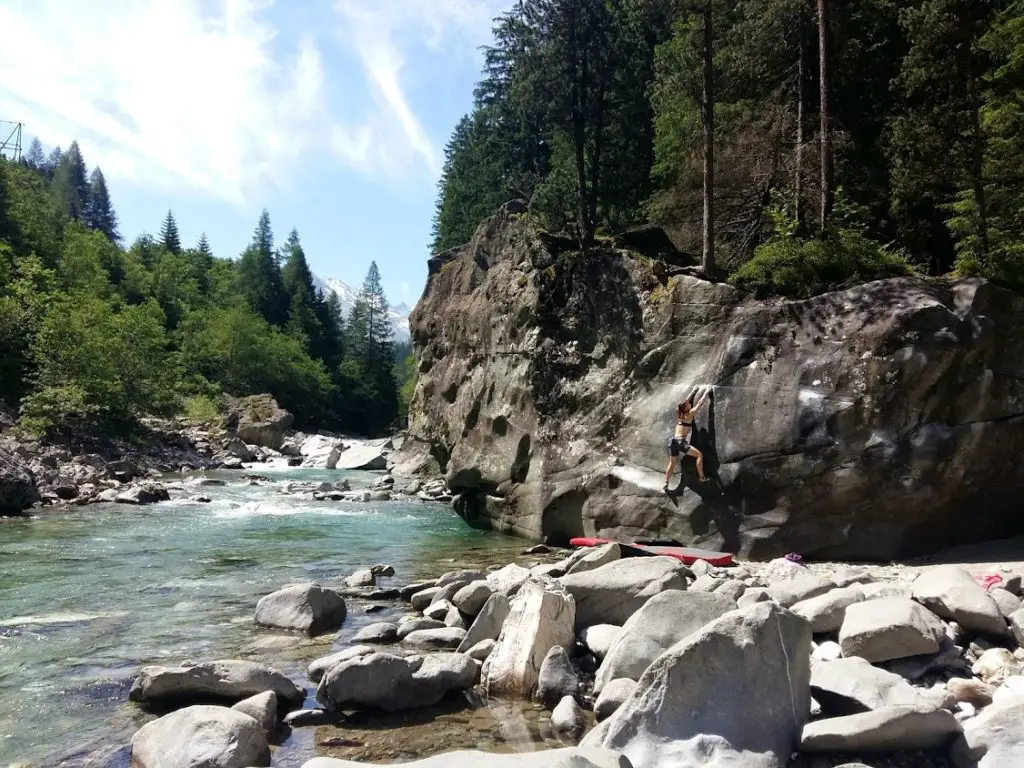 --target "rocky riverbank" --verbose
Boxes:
[118,539,1024,768]
[0,394,445,515]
